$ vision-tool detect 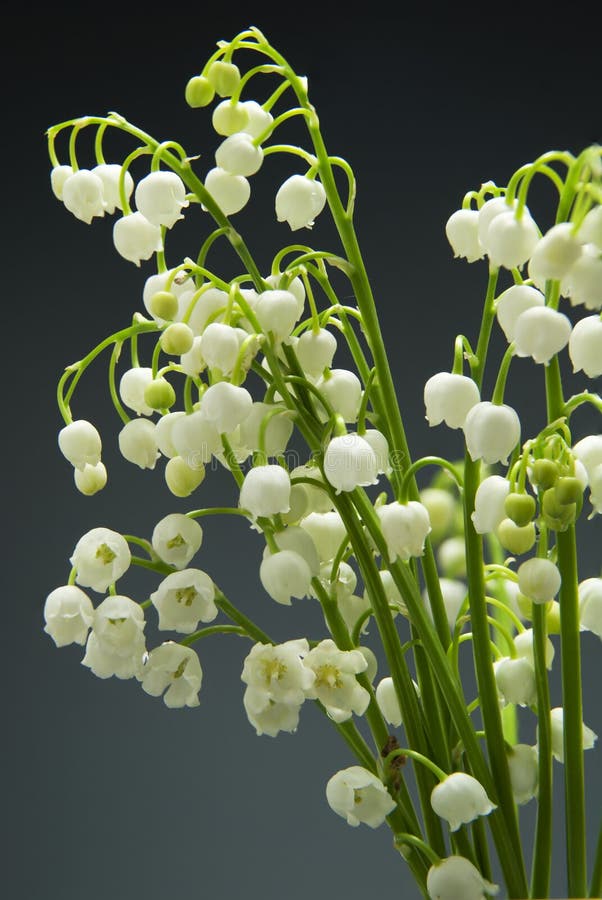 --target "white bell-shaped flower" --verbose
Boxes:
[119,367,154,416]
[151,568,217,633]
[507,744,539,805]
[239,402,293,457]
[170,411,219,465]
[152,513,203,569]
[528,222,582,285]
[370,569,407,616]
[318,369,363,423]
[518,557,561,603]
[564,241,602,310]
[204,166,250,215]
[270,525,321,576]
[471,475,510,534]
[255,289,300,341]
[362,429,391,475]
[240,100,273,138]
[243,692,302,737]
[74,461,107,496]
[427,856,499,900]
[154,411,185,458]
[62,169,106,223]
[375,677,403,727]
[118,419,159,469]
[50,164,73,200]
[70,527,131,592]
[569,315,602,377]
[312,559,357,602]
[201,382,252,433]
[259,550,312,605]
[484,209,540,269]
[139,642,202,708]
[550,707,597,762]
[142,268,193,322]
[113,212,162,266]
[572,434,602,477]
[241,639,315,713]
[494,656,537,707]
[82,595,146,679]
[463,401,520,464]
[186,286,228,334]
[477,196,516,246]
[212,99,249,135]
[578,205,602,249]
[82,631,144,680]
[165,456,205,498]
[445,208,484,263]
[424,372,480,429]
[495,284,545,343]
[578,578,602,639]
[264,273,306,315]
[240,464,291,518]
[276,174,327,231]
[323,433,379,493]
[215,132,264,177]
[326,766,396,828]
[515,628,555,669]
[58,420,102,471]
[296,328,337,376]
[513,306,571,364]
[92,163,134,214]
[135,171,188,228]
[291,464,334,514]
[339,593,372,633]
[304,639,370,722]
[300,511,348,563]
[376,501,431,561]
[199,322,241,373]
[424,578,466,628]
[180,336,206,376]
[431,771,496,832]
[44,585,94,647]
